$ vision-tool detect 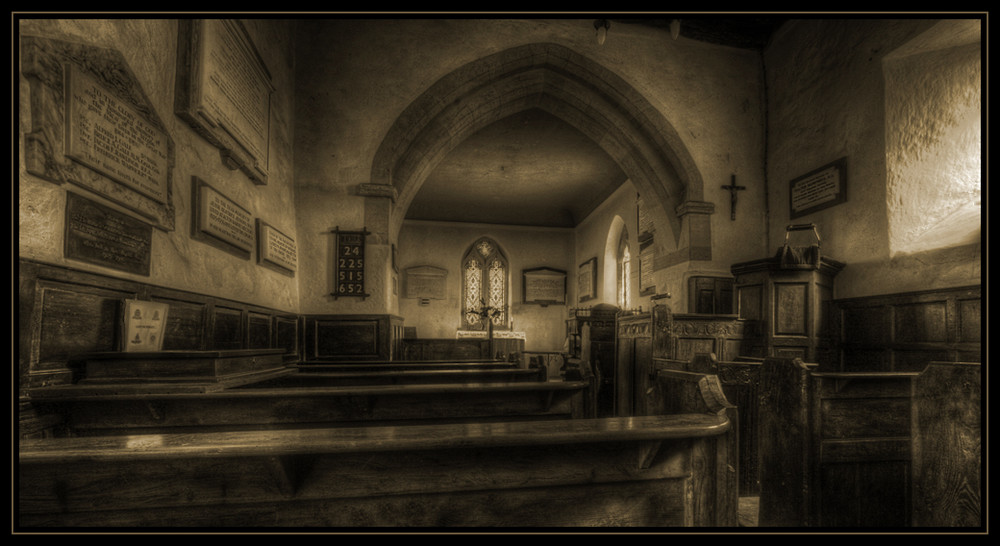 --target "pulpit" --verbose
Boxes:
[731,224,844,365]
